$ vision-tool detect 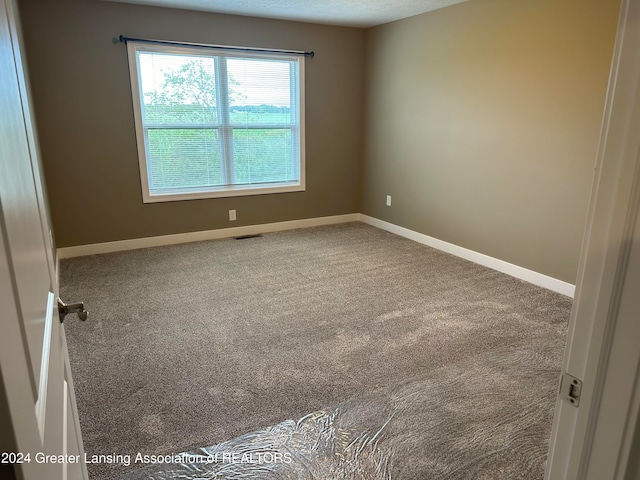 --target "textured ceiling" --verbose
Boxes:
[102,0,468,27]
